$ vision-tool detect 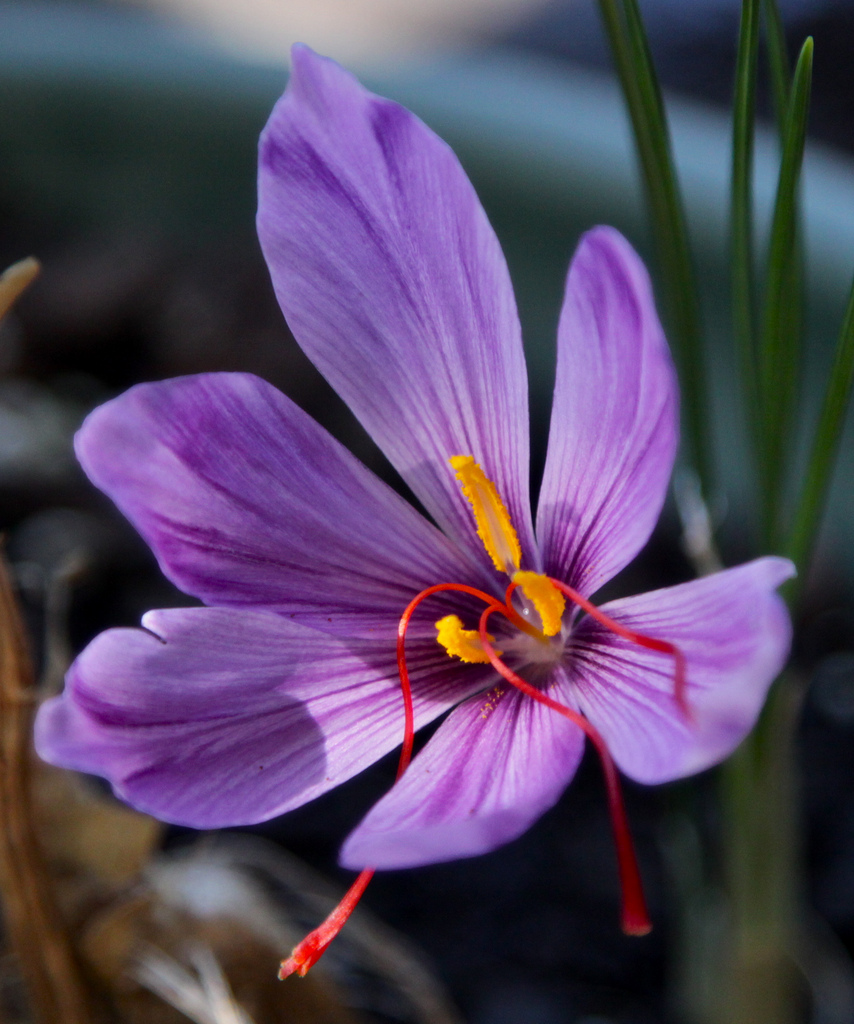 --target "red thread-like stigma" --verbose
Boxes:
[279,582,501,980]
[397,583,510,769]
[278,866,375,979]
[478,601,651,936]
[545,578,689,720]
[280,574,684,977]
